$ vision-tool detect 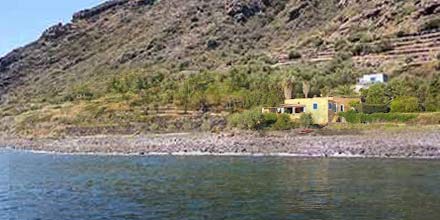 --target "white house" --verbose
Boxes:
[355,73,388,92]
